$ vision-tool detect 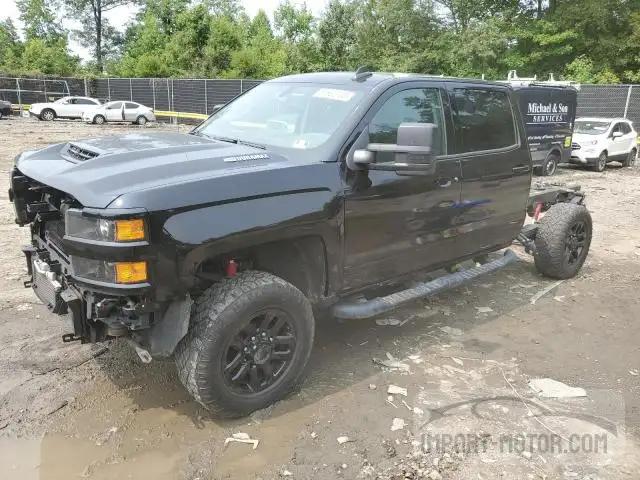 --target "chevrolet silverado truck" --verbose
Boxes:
[9,69,593,417]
